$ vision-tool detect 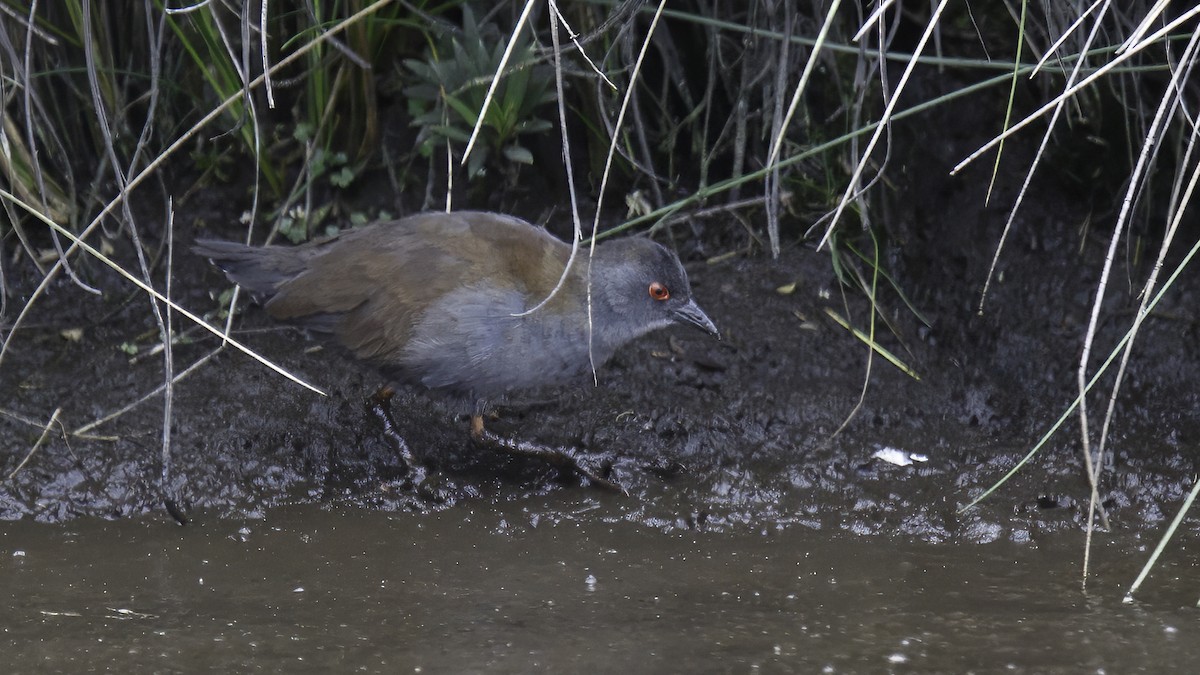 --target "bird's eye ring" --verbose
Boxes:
[648,281,670,301]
